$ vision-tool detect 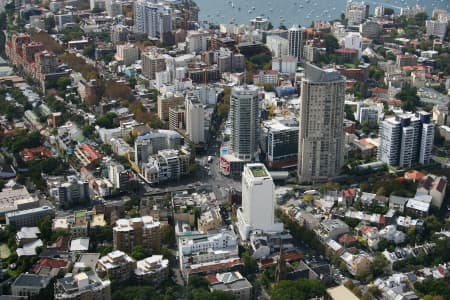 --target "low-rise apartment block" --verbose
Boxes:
[113,216,161,254]
[134,255,169,285]
[96,251,136,283]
